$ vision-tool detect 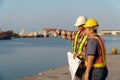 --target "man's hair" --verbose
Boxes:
[88,27,97,33]
[93,28,97,33]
